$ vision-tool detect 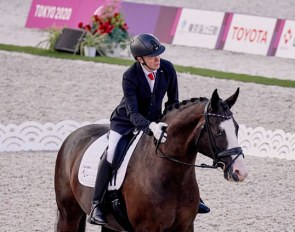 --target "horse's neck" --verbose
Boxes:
[128,100,204,189]
[162,102,204,156]
[123,136,198,199]
[140,137,196,185]
[142,156,196,190]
